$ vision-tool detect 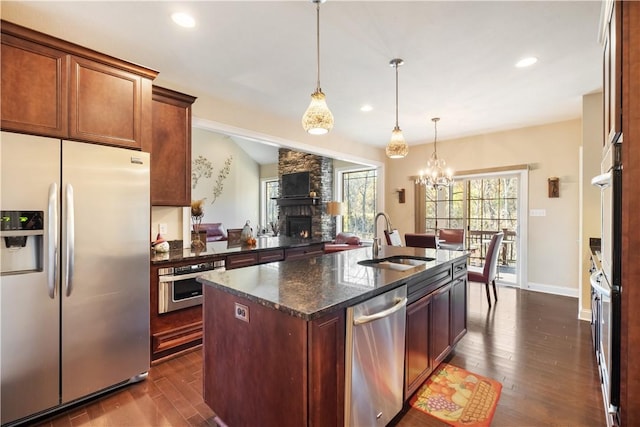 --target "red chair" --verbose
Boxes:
[405,233,437,249]
[438,228,464,250]
[468,232,504,307]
